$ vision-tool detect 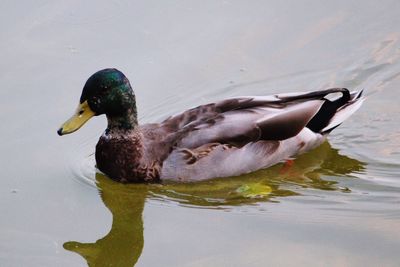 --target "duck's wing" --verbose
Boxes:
[160,88,364,180]
[162,88,362,149]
